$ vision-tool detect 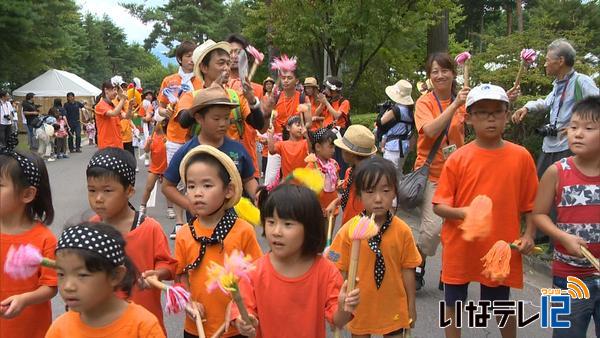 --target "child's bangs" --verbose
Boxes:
[354,157,399,196]
[261,188,302,223]
[86,166,129,188]
[58,248,114,274]
[573,108,599,123]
